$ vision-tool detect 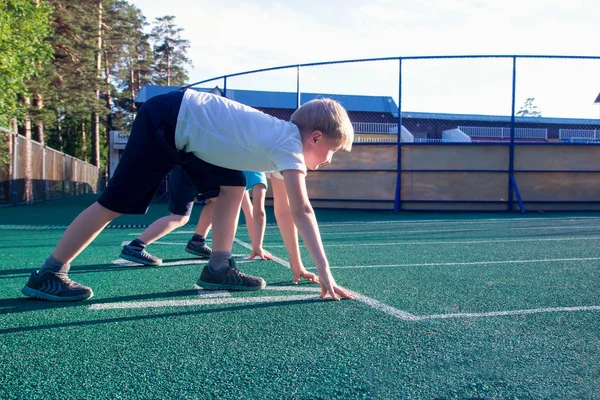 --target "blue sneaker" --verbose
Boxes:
[185,241,212,259]
[196,259,266,291]
[22,271,93,301]
[120,245,162,266]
